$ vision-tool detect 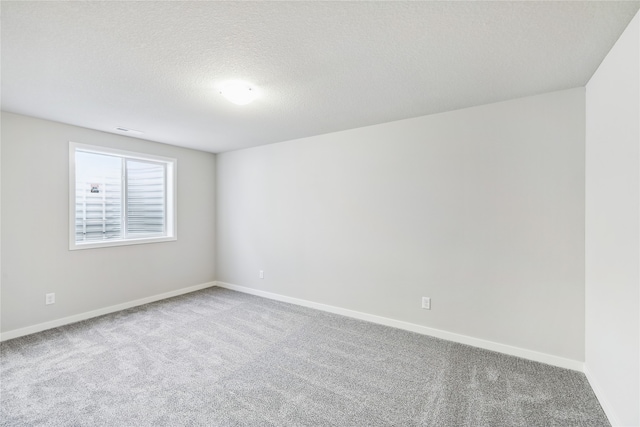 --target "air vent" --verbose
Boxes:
[115,127,144,135]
